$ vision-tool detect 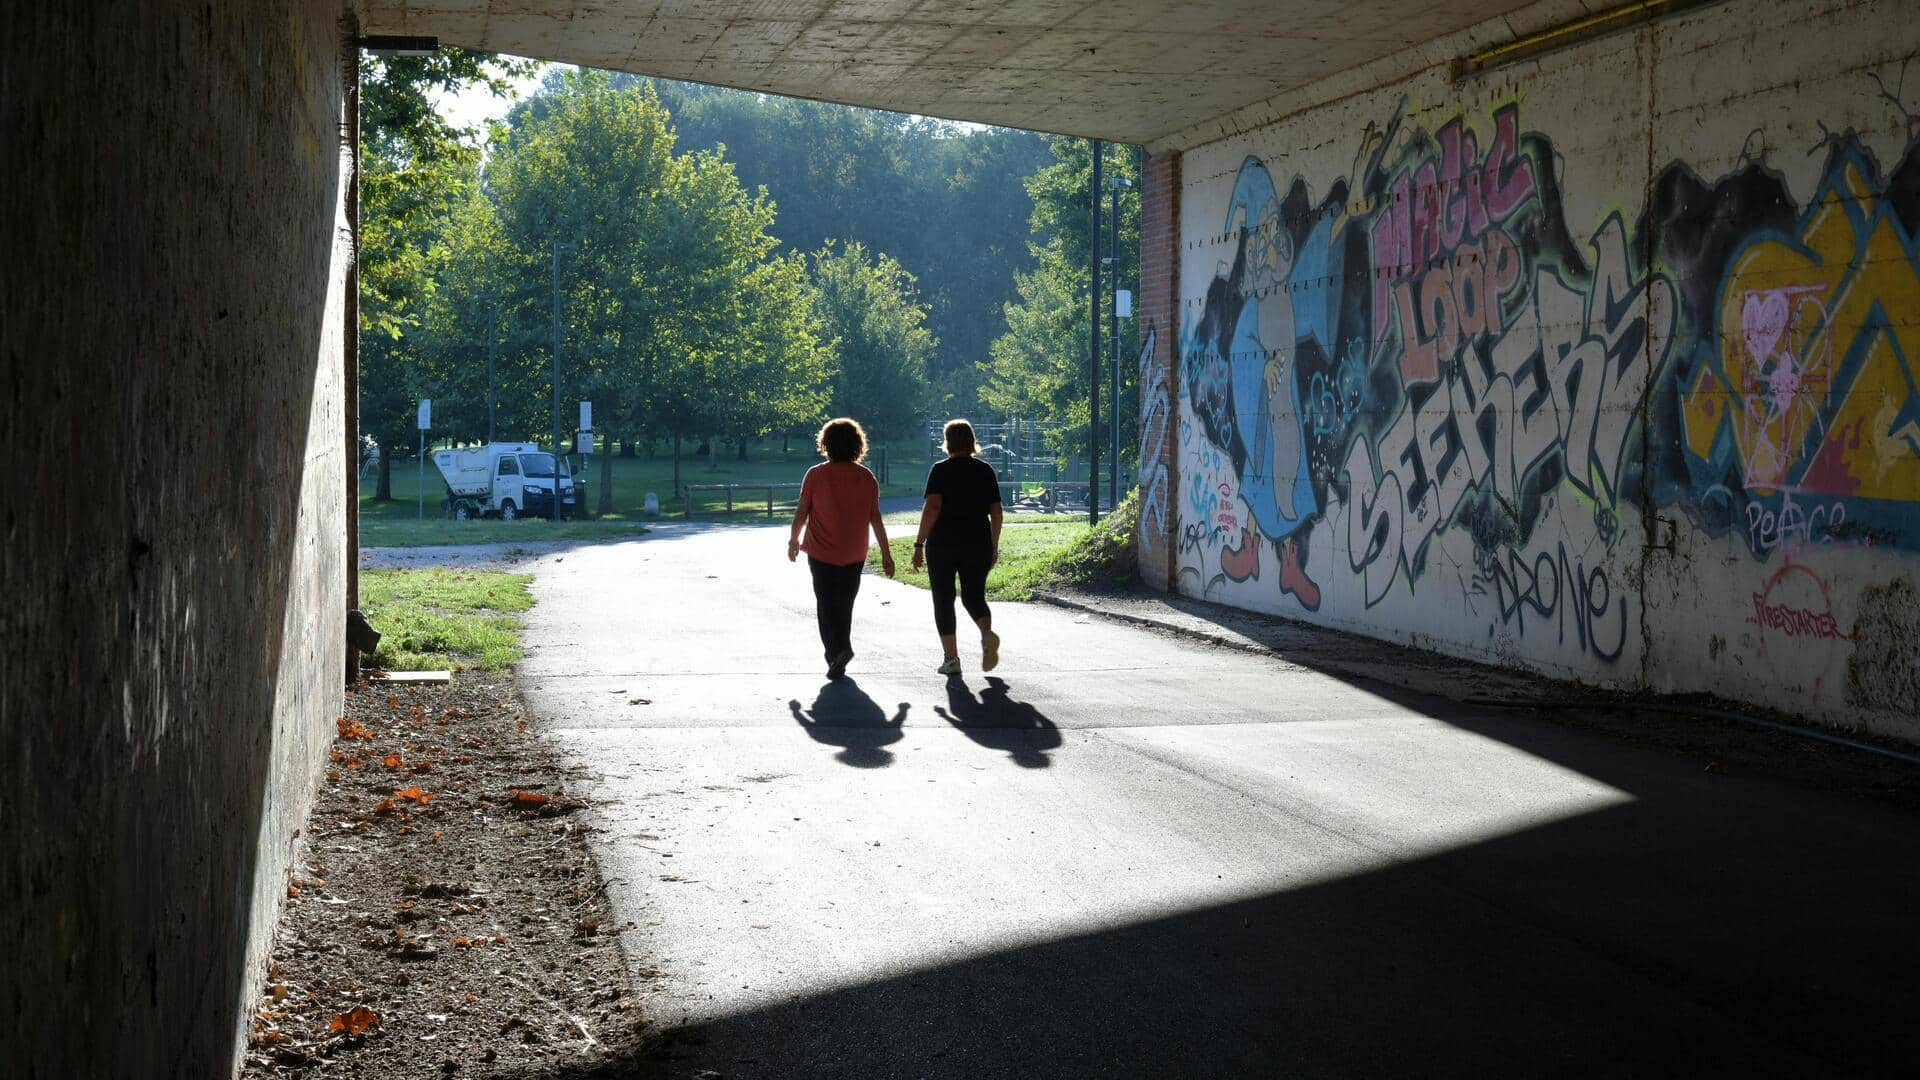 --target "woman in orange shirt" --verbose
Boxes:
[788,418,896,679]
